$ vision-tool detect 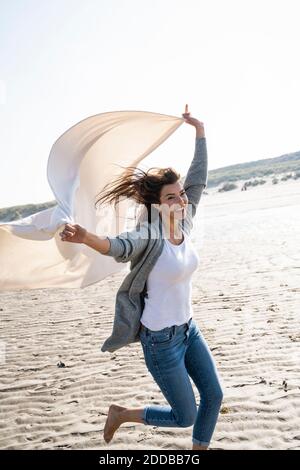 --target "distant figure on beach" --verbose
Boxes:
[59,104,223,450]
